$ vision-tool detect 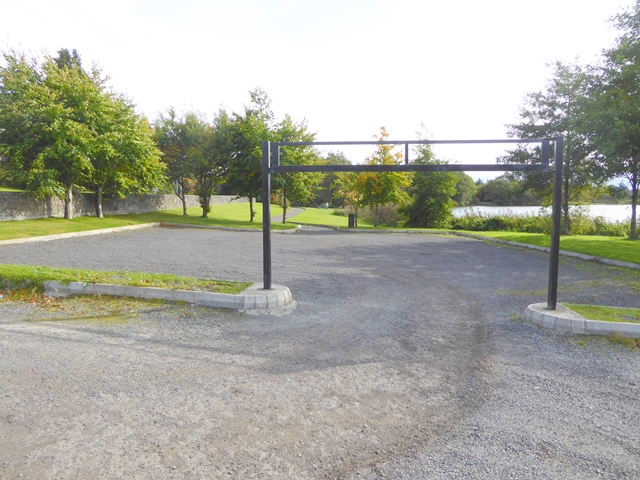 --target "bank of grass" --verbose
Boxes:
[564,303,640,324]
[0,203,292,241]
[0,264,251,295]
[465,231,640,265]
[289,208,376,228]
